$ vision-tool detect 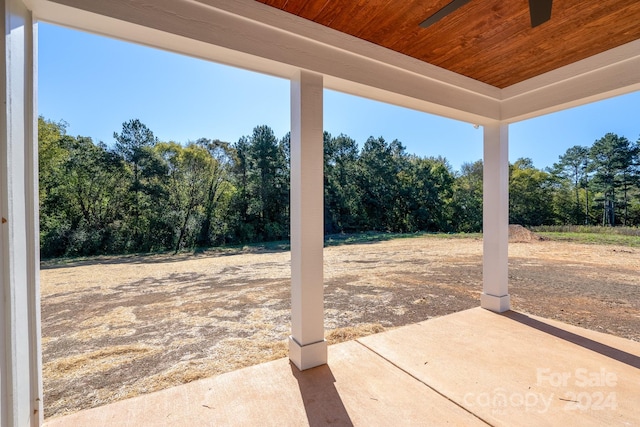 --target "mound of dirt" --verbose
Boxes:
[509,224,544,242]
